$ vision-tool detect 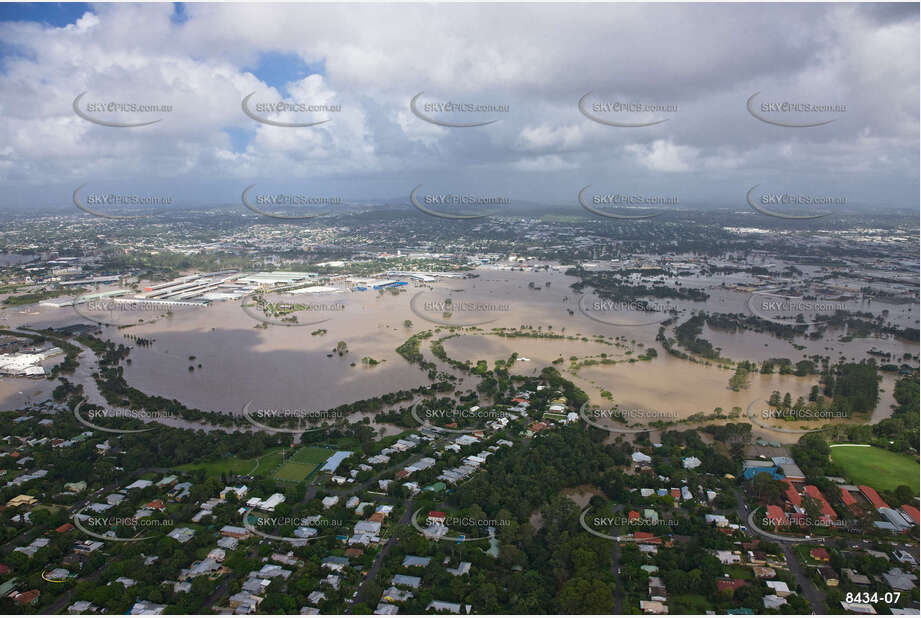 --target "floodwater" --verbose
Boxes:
[3,266,916,435]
